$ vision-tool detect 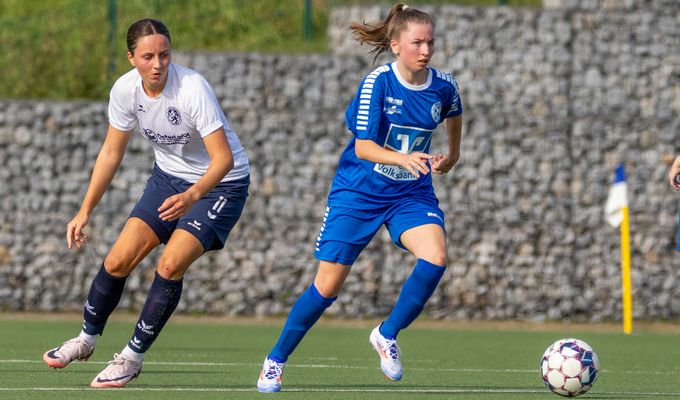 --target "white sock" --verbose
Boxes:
[121,345,144,363]
[78,331,98,347]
